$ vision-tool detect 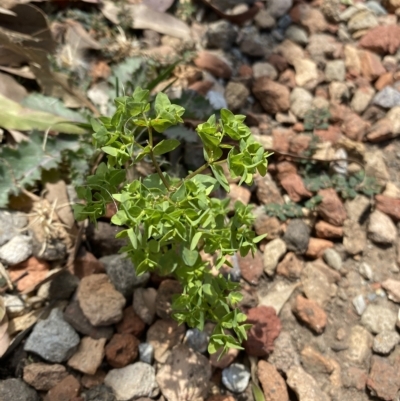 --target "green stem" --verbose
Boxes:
[184,158,228,182]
